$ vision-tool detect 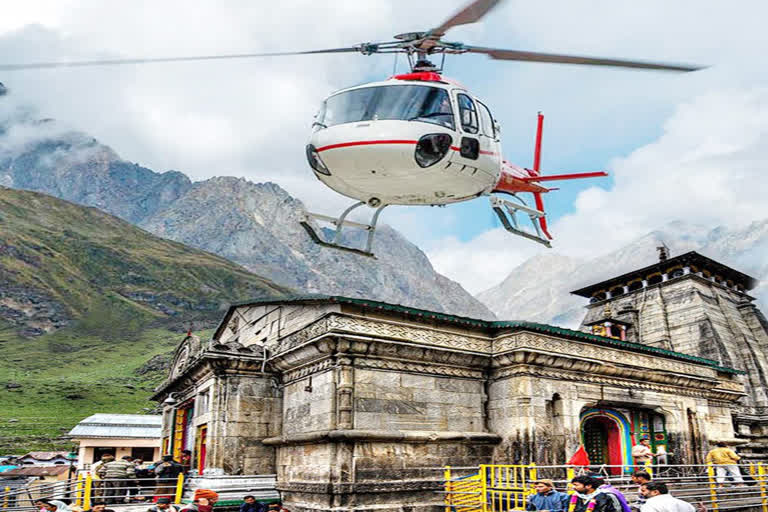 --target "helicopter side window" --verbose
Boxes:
[477,100,495,138]
[318,85,455,130]
[457,93,479,134]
